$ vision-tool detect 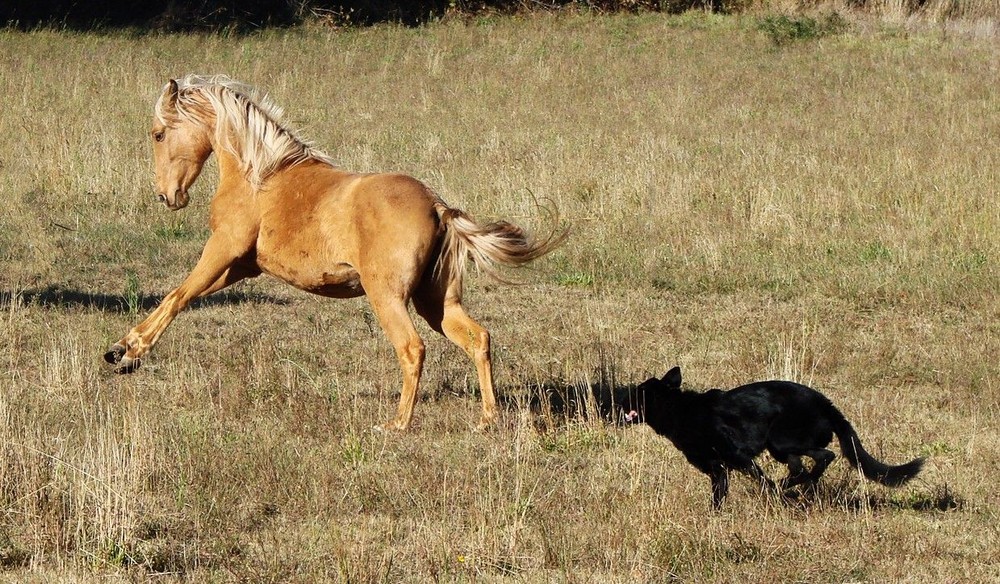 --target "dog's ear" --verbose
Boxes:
[662,366,682,388]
